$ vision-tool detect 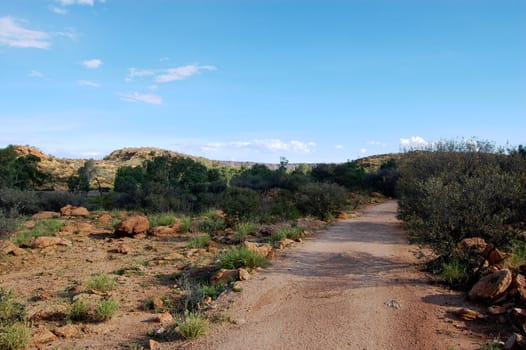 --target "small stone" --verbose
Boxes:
[152,297,164,310]
[211,269,238,284]
[32,329,57,344]
[238,268,250,281]
[150,339,160,349]
[454,308,485,321]
[384,299,401,309]
[232,281,243,292]
[53,324,80,339]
